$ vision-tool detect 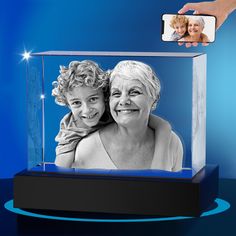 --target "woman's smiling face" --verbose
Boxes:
[109,76,154,128]
[188,19,203,37]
